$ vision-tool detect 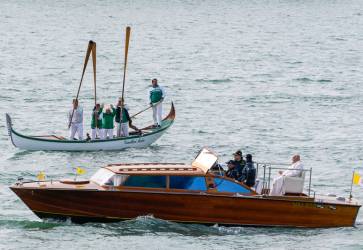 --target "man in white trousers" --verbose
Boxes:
[149,78,165,127]
[270,155,304,196]
[68,99,83,140]
[116,98,130,137]
[91,103,102,140]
